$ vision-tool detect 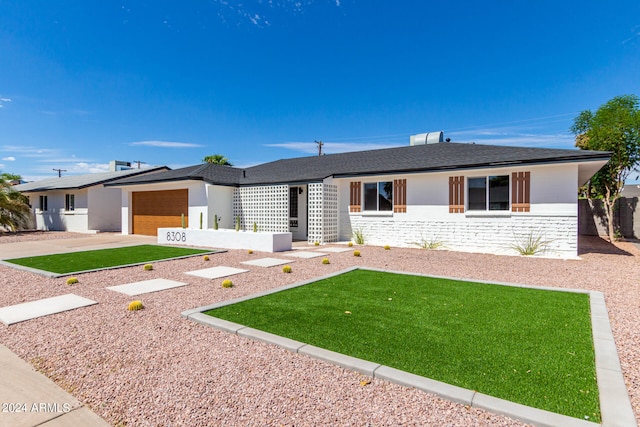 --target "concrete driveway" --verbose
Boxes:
[0,233,157,260]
